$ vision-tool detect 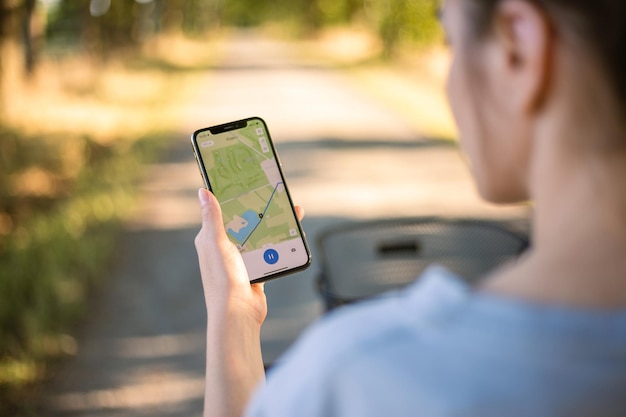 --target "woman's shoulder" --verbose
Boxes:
[247,267,475,415]
[282,266,470,363]
[248,266,626,416]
